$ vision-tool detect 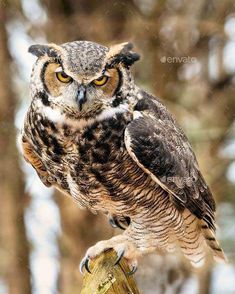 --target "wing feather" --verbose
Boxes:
[21,134,52,187]
[125,92,216,230]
